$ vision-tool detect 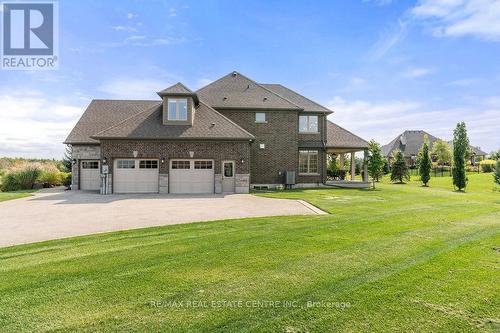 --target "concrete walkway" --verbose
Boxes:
[0,189,325,247]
